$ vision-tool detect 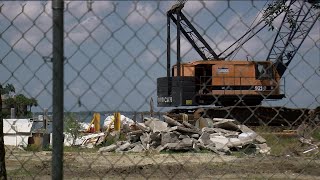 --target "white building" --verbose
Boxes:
[3,119,33,147]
